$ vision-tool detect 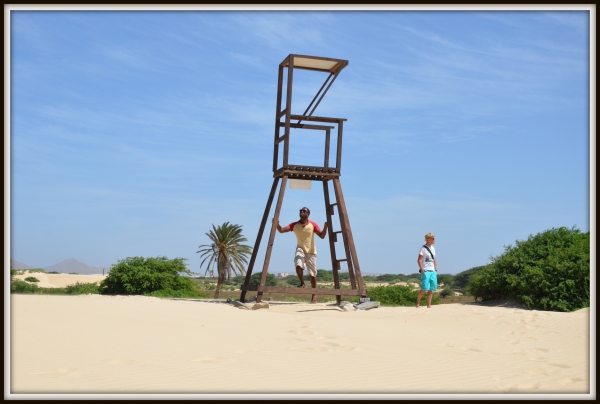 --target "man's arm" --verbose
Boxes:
[315,222,328,239]
[417,253,424,273]
[275,221,291,233]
